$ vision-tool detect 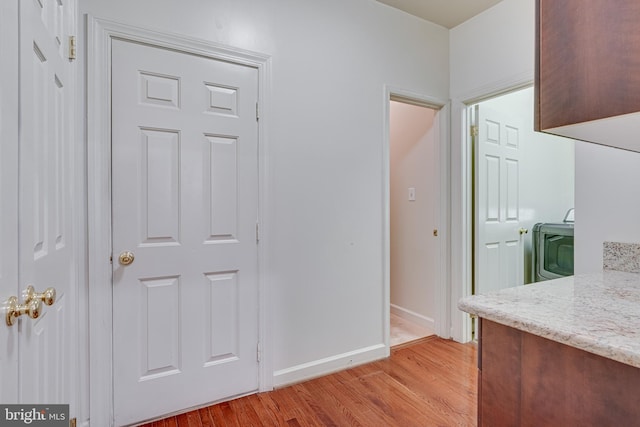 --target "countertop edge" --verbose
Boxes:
[458,275,640,369]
